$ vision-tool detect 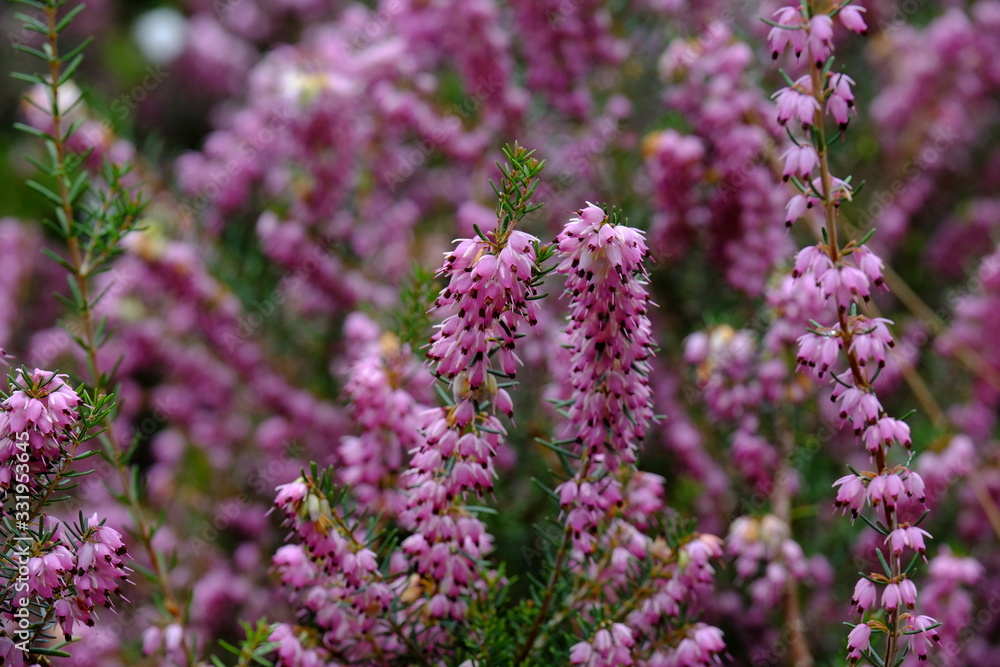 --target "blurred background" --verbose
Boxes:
[1,0,999,664]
